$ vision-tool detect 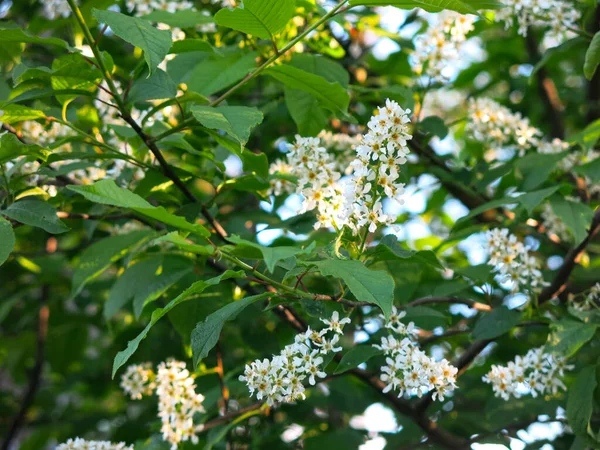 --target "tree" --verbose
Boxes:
[1,0,600,448]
